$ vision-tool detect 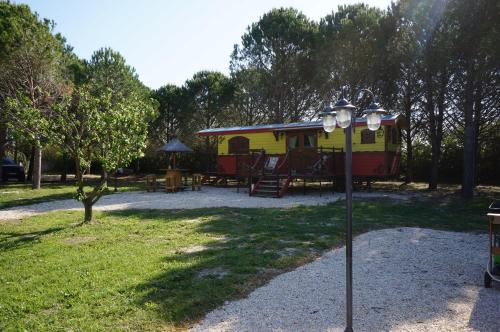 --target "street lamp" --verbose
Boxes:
[320,89,387,332]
